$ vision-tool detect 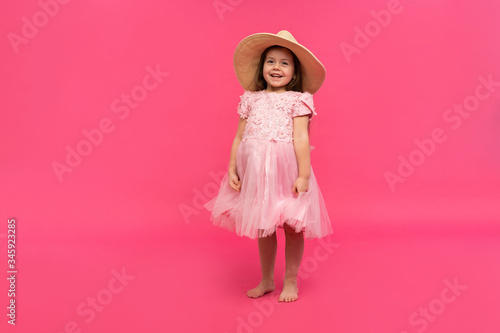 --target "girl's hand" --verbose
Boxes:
[292,176,309,195]
[228,172,241,192]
